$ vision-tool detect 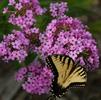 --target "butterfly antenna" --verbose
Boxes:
[75,59,81,66]
[83,58,92,70]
